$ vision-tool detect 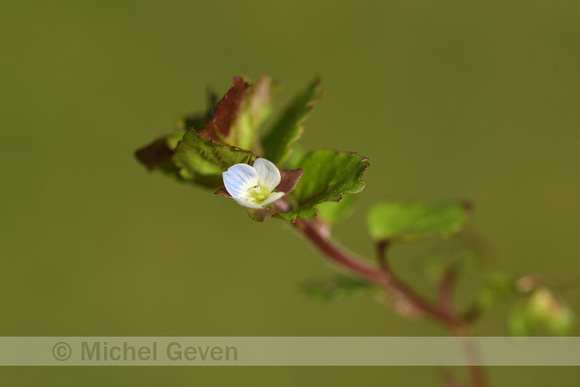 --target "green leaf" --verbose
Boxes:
[173,130,253,189]
[261,76,323,165]
[367,201,472,242]
[231,75,272,151]
[134,131,185,176]
[508,302,533,336]
[475,272,518,313]
[136,76,271,188]
[278,150,369,221]
[198,76,252,144]
[302,275,376,301]
[508,287,576,336]
[193,75,271,152]
[317,194,357,225]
